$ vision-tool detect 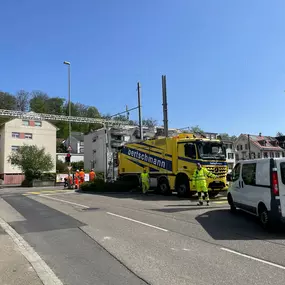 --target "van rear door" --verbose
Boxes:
[276,160,285,218]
